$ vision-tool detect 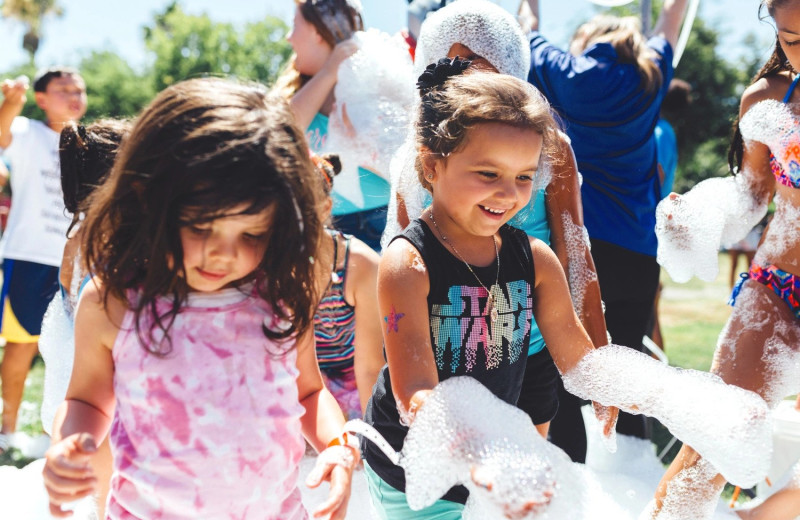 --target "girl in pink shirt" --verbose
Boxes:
[41,78,359,520]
